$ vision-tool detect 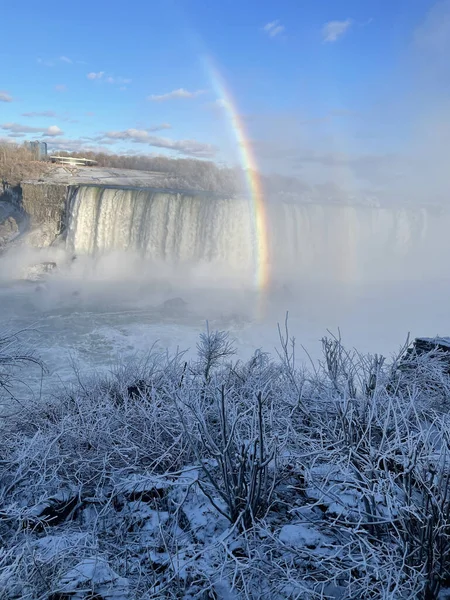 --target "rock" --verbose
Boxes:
[159,297,188,316]
[412,337,450,354]
[25,221,62,248]
[0,215,18,233]
[0,214,19,247]
[118,474,170,504]
[24,492,78,529]
[400,337,450,373]
[42,261,58,272]
[126,379,151,401]
[23,261,57,282]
